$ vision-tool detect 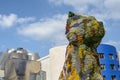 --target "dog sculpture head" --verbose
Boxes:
[66,12,105,47]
